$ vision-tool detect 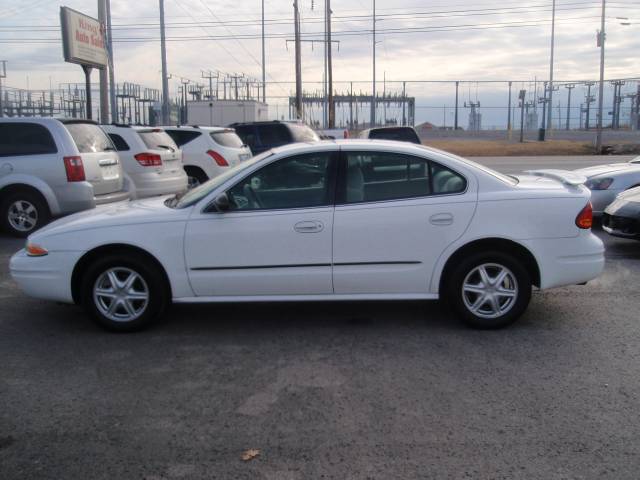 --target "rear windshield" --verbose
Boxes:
[210,131,244,148]
[64,122,114,153]
[369,128,421,144]
[289,124,320,142]
[165,129,202,147]
[138,130,178,152]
